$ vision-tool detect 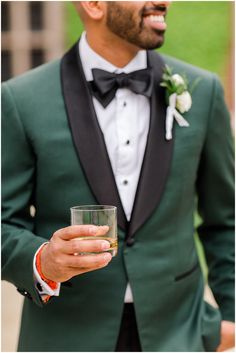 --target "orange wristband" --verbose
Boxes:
[36,244,58,290]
